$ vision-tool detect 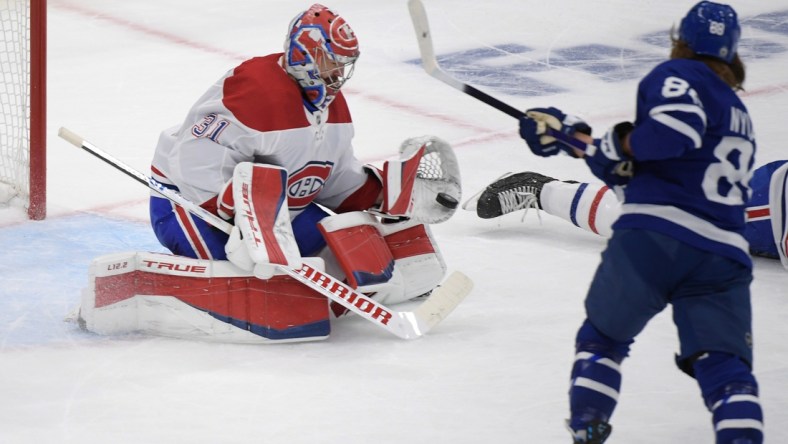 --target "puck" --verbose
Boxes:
[436,192,459,209]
